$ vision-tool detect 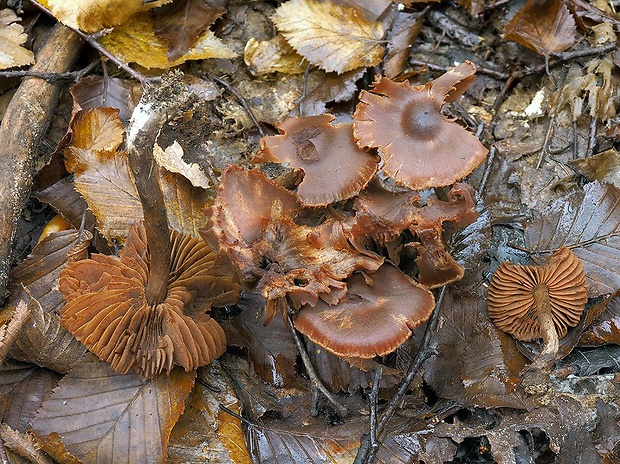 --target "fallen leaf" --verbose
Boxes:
[244,35,308,76]
[68,107,124,155]
[579,292,620,347]
[333,0,392,21]
[31,358,195,463]
[384,9,425,79]
[35,177,97,232]
[0,424,54,464]
[69,75,139,123]
[99,13,236,69]
[43,0,172,33]
[3,230,90,373]
[504,0,576,57]
[154,141,211,190]
[569,149,620,189]
[273,0,385,74]
[524,181,620,297]
[168,362,252,463]
[0,9,35,70]
[0,361,60,432]
[152,0,229,61]
[423,288,531,409]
